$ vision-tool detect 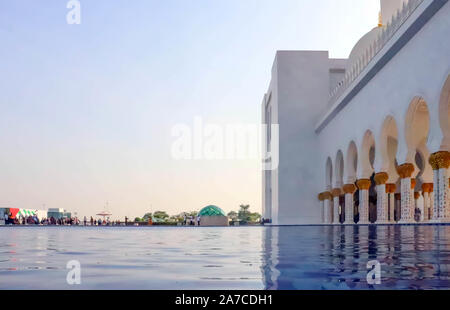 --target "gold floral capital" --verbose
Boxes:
[414,192,420,200]
[429,151,450,170]
[356,179,371,190]
[331,188,342,197]
[323,191,333,201]
[374,172,389,185]
[422,183,434,193]
[343,184,357,194]
[318,193,325,201]
[386,183,397,194]
[397,163,415,178]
